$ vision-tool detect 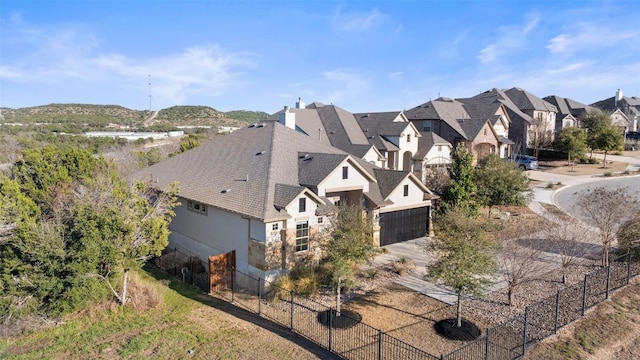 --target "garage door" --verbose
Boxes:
[379,206,429,246]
